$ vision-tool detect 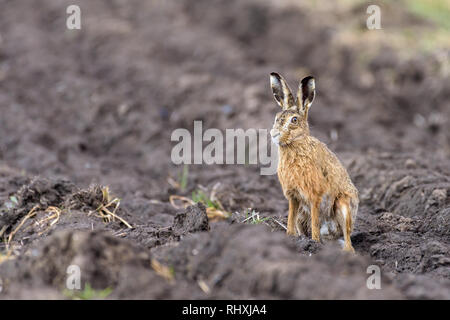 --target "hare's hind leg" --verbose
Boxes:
[295,206,308,236]
[287,197,299,236]
[335,198,355,253]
